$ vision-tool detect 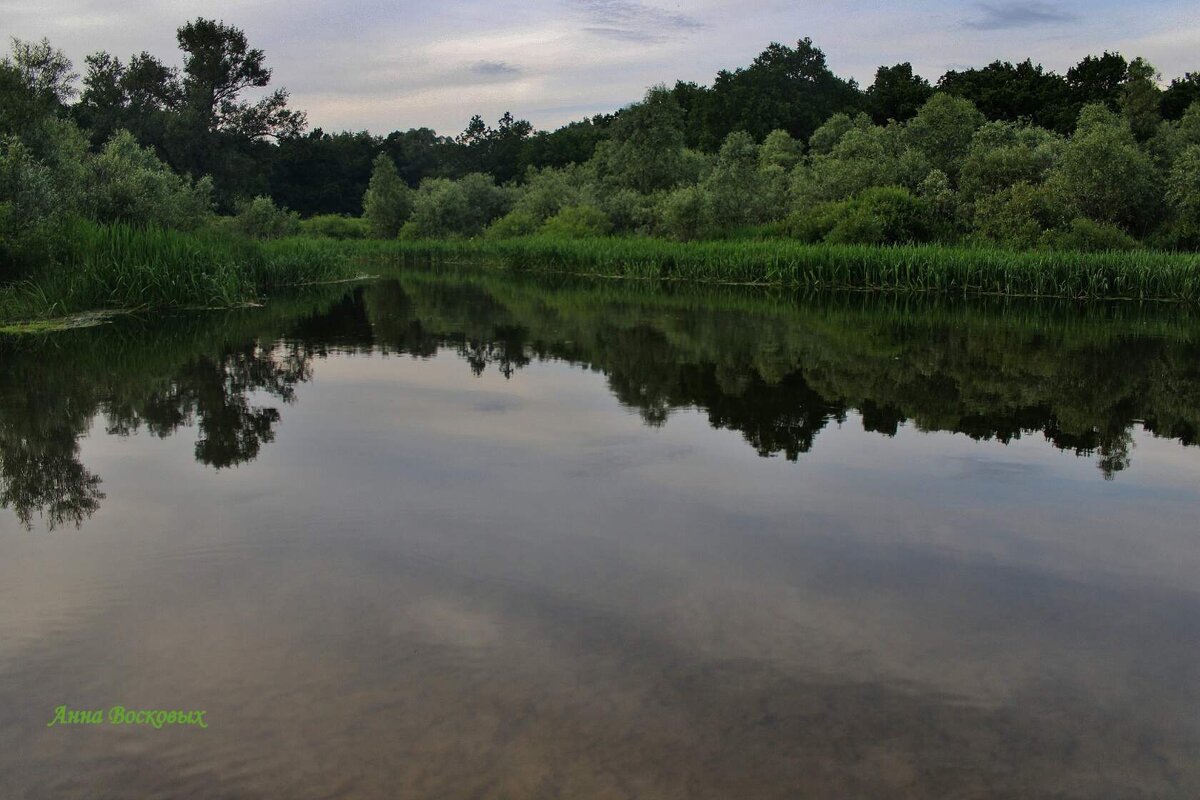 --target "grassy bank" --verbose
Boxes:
[388,237,1200,302]
[0,221,364,323]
